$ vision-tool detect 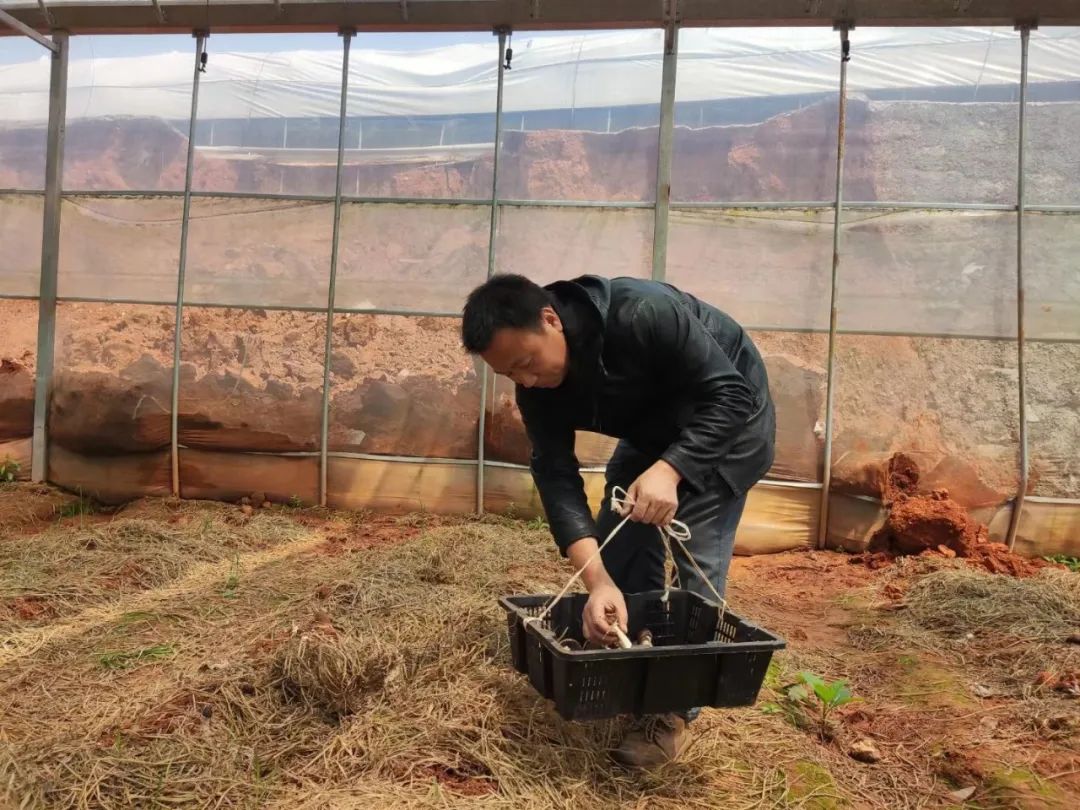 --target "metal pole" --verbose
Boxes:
[30,30,67,482]
[652,13,678,281]
[816,25,850,550]
[319,29,355,507]
[1006,25,1032,551]
[169,32,206,496]
[476,27,507,515]
[0,8,58,52]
